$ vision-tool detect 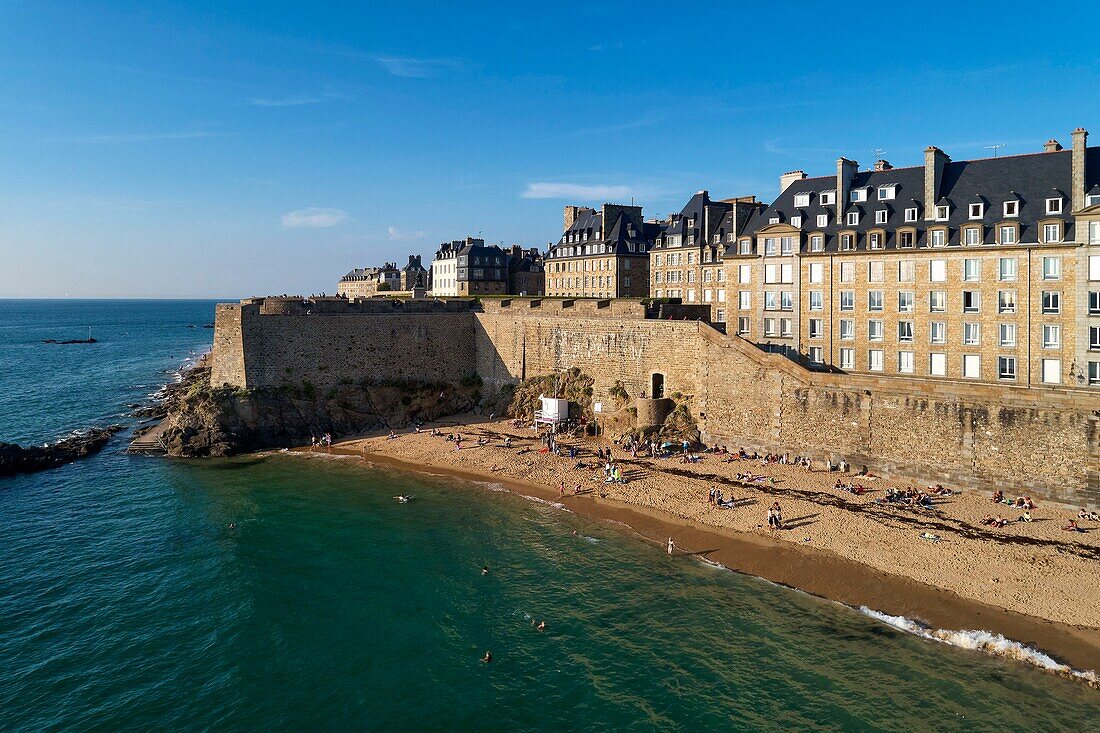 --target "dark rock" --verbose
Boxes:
[0,426,124,477]
[159,368,486,457]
